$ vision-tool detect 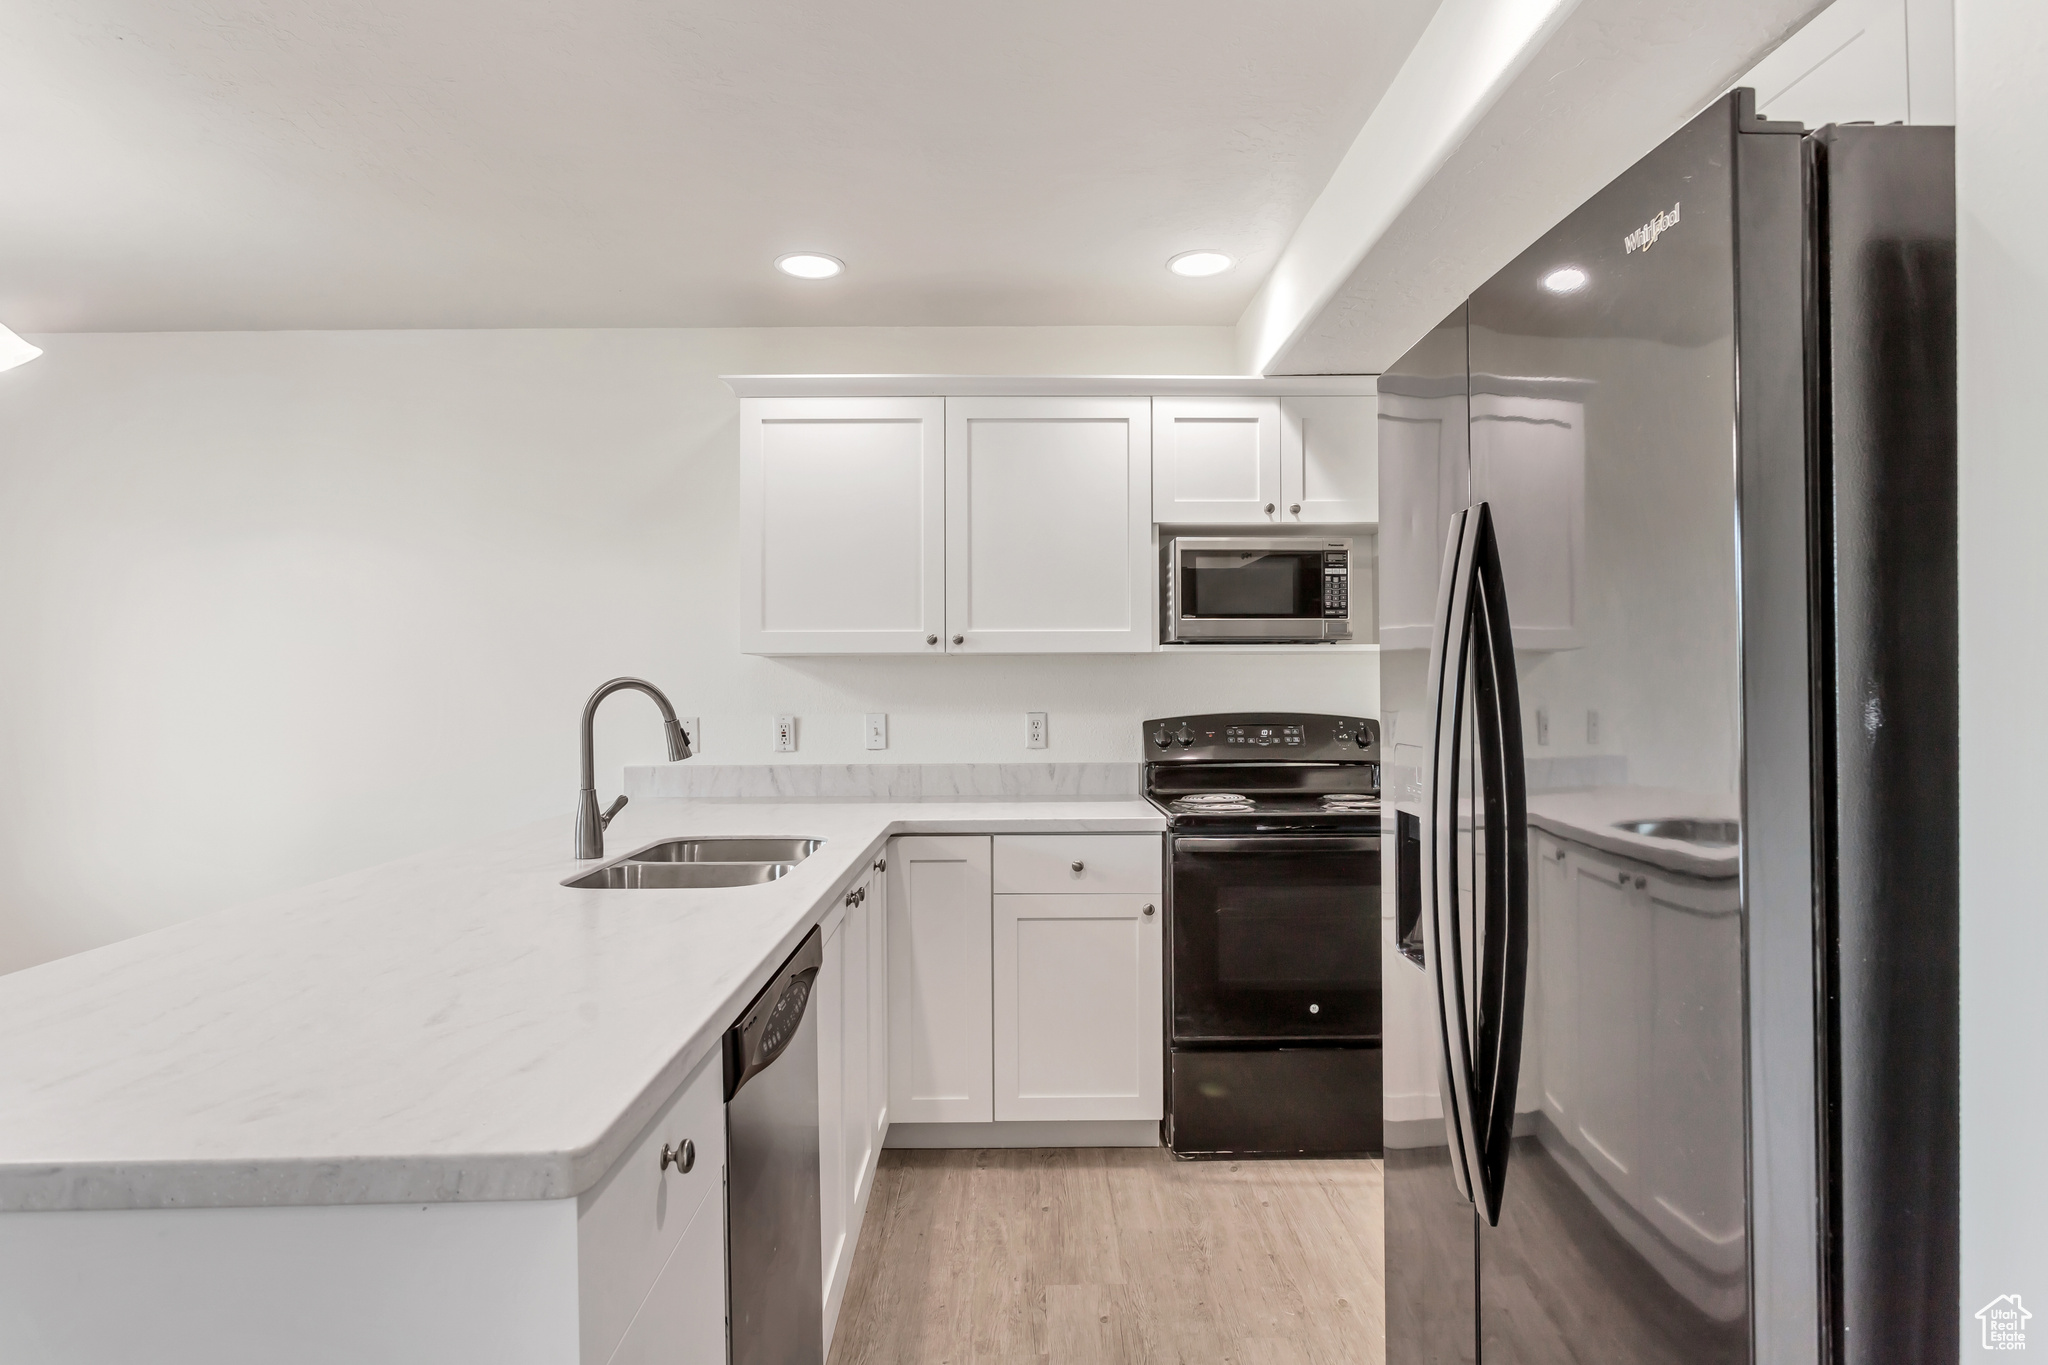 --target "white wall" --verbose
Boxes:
[1956,0,2047,1340]
[0,326,1380,974]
